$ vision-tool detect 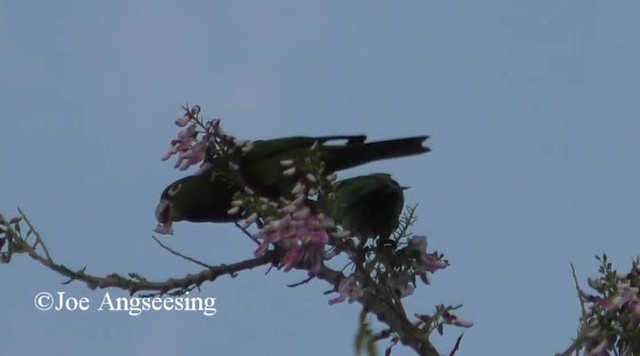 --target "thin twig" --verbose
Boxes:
[234,222,260,245]
[448,334,464,356]
[18,208,51,261]
[152,235,216,269]
[287,274,315,288]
